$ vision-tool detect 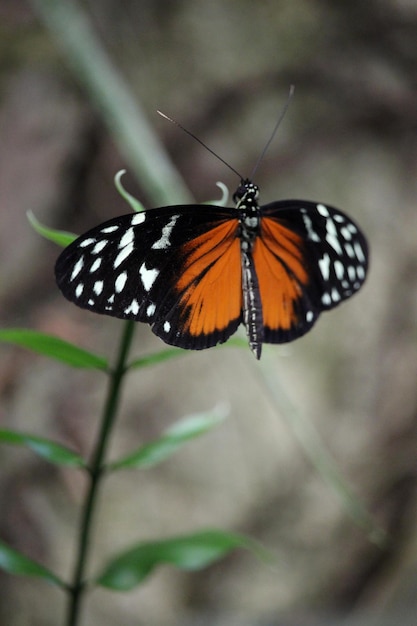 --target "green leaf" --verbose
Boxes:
[0,541,66,588]
[108,406,228,471]
[127,338,246,370]
[96,529,254,590]
[127,346,186,370]
[27,210,77,247]
[0,329,108,370]
[114,170,146,213]
[0,429,86,468]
